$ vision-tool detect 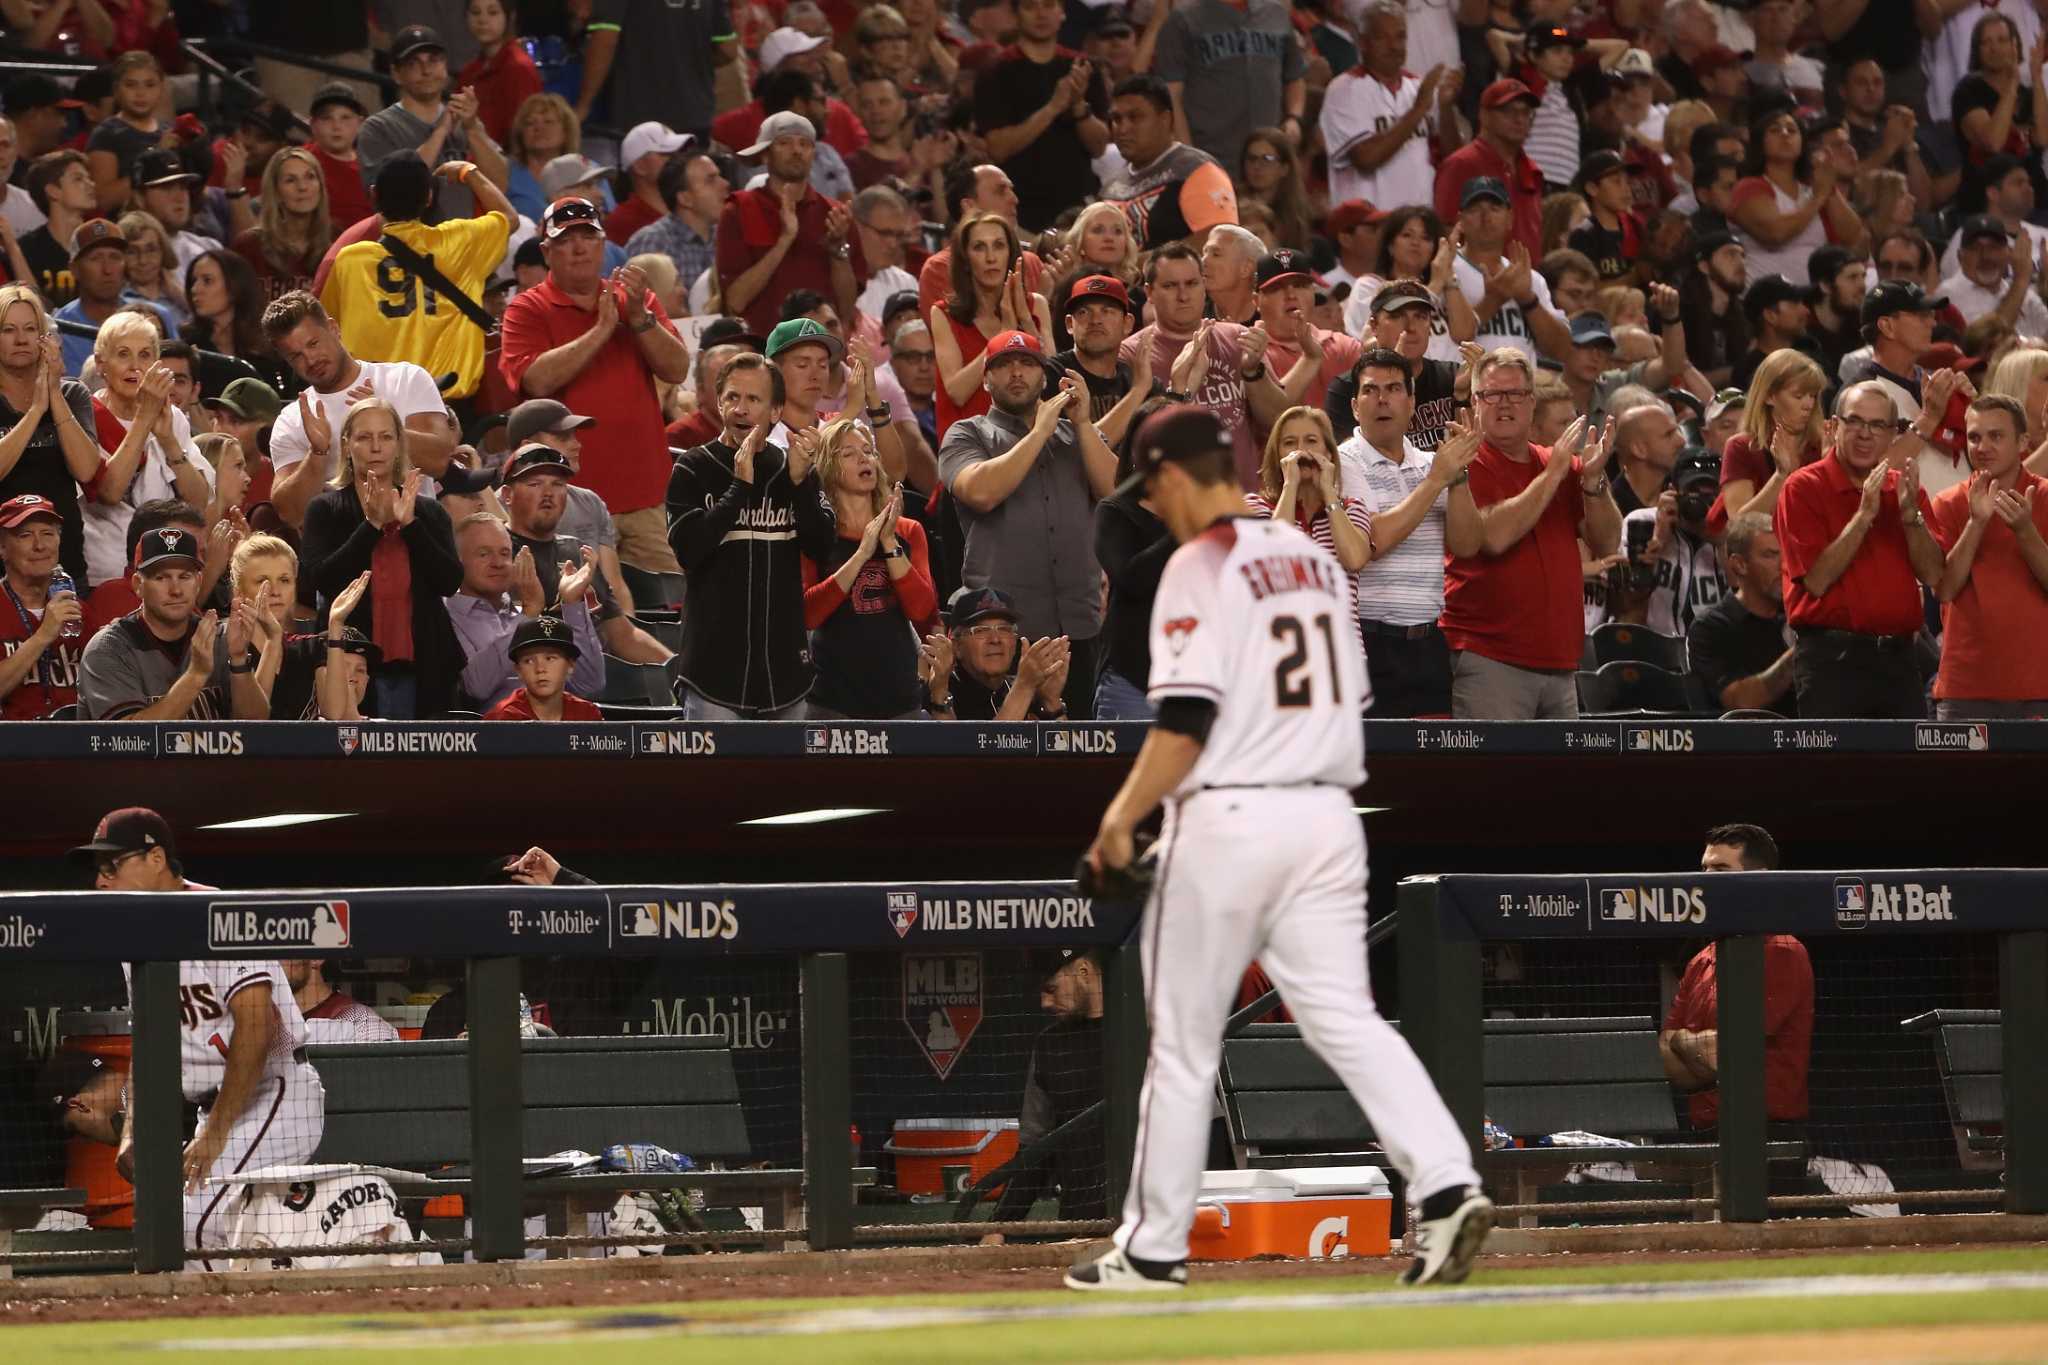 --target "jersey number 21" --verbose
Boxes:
[1272,613,1341,707]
